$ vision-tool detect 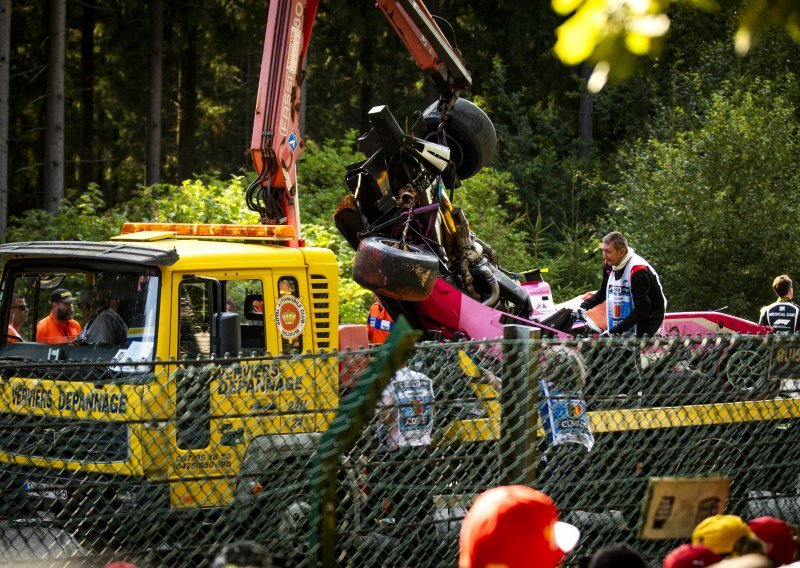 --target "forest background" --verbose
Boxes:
[4,0,800,324]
